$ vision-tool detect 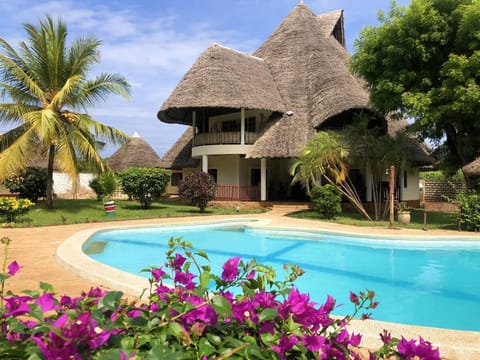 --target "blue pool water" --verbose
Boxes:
[84,222,480,331]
